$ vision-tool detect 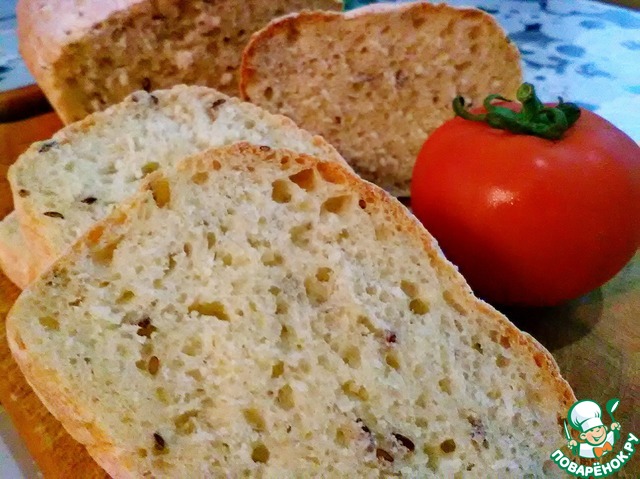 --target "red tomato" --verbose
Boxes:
[411,106,640,306]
